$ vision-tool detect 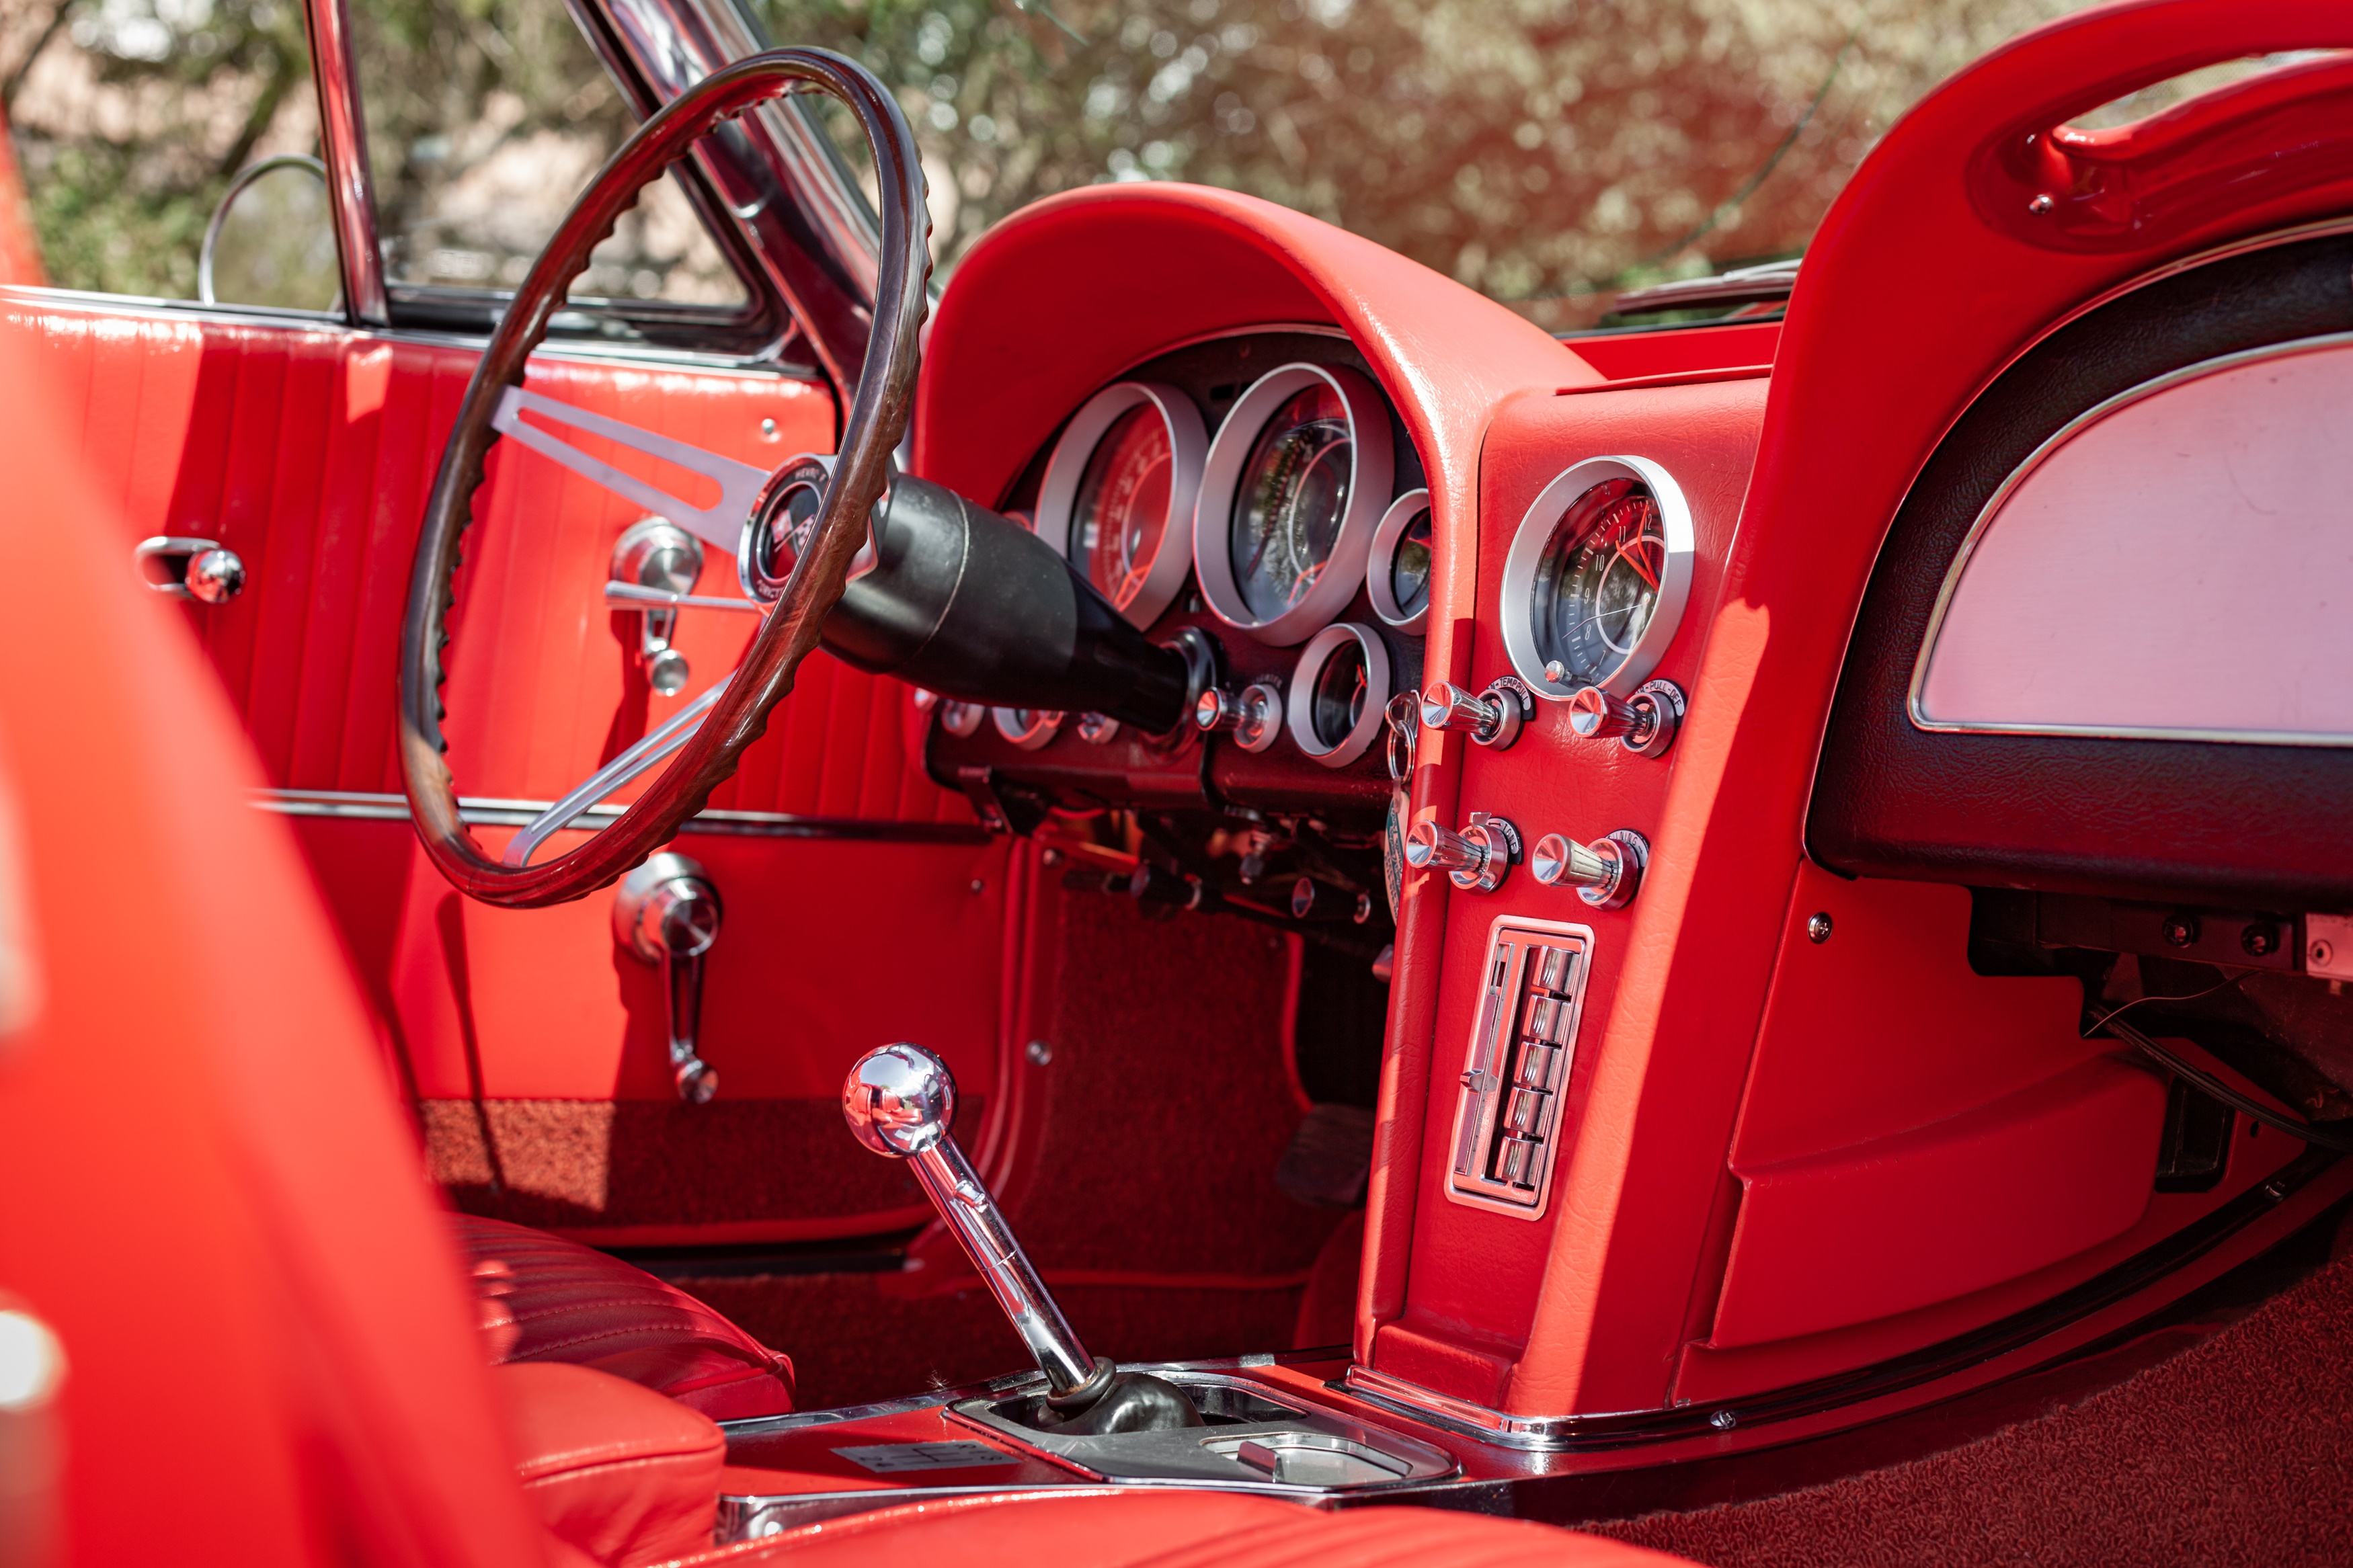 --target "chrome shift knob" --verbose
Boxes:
[842,1043,1105,1401]
[842,1042,955,1157]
